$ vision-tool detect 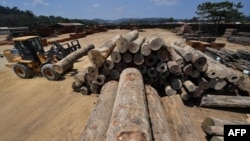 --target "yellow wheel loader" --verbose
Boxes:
[3,36,81,80]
